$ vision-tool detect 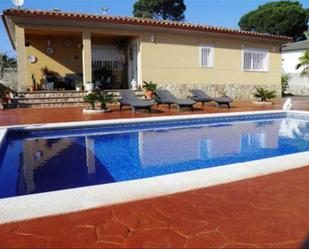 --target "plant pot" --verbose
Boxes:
[85,83,94,92]
[82,108,112,113]
[252,101,273,106]
[145,90,153,99]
